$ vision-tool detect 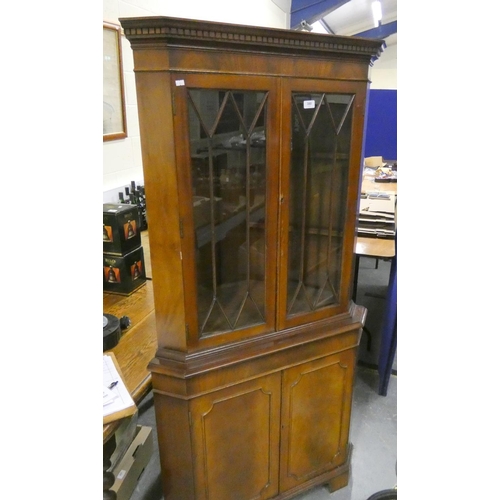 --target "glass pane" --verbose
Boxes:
[188,89,268,337]
[287,92,354,317]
